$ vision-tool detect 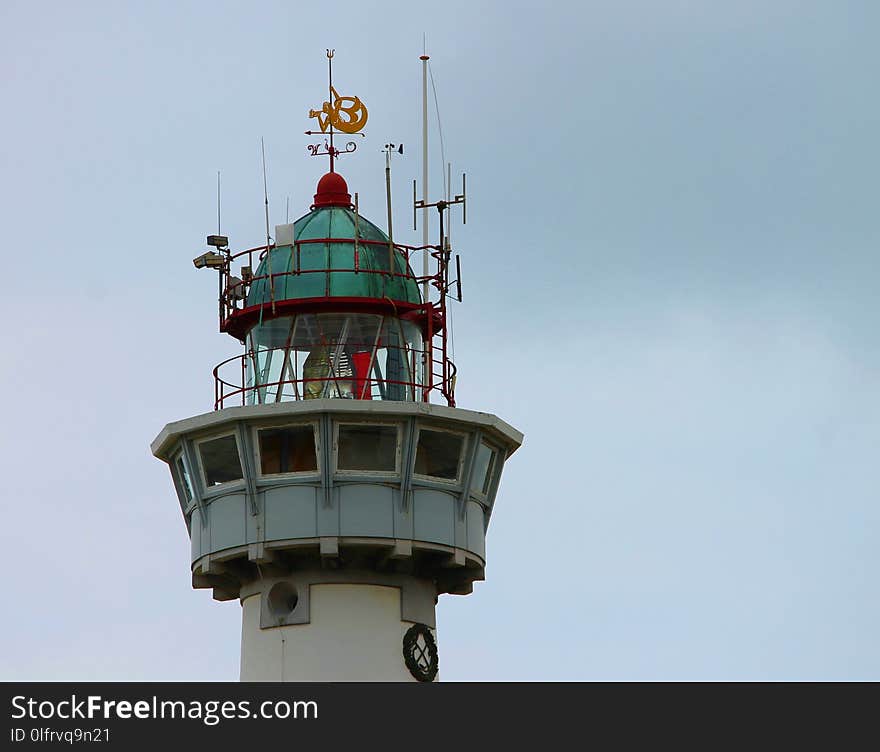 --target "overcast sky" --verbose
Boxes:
[1,0,878,680]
